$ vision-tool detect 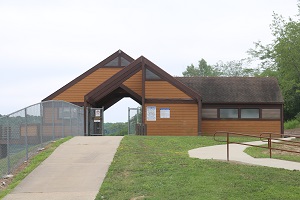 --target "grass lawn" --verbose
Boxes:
[0,137,72,199]
[97,136,300,200]
[244,139,300,163]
